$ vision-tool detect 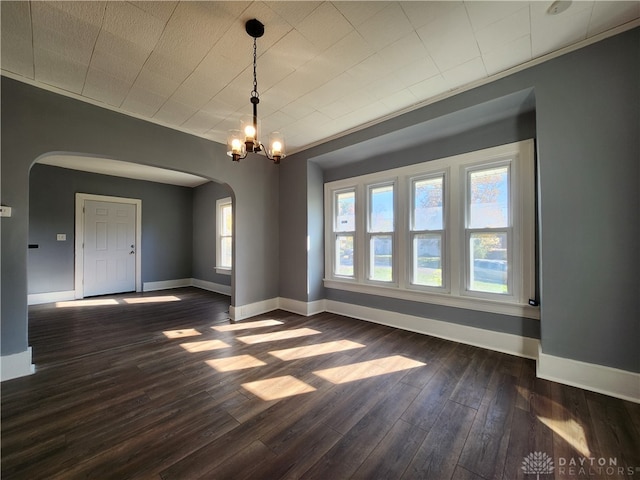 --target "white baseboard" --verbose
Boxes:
[230,297,280,321]
[28,290,75,305]
[325,300,540,360]
[537,345,640,403]
[1,348,35,382]
[278,297,326,316]
[143,278,192,291]
[191,278,232,296]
